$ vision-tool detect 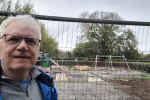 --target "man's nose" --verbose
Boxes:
[20,38,26,44]
[16,38,28,51]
